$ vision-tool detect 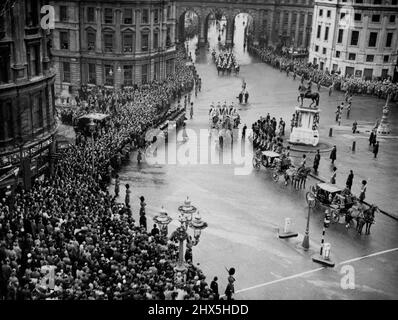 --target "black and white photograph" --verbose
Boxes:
[0,0,397,307]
